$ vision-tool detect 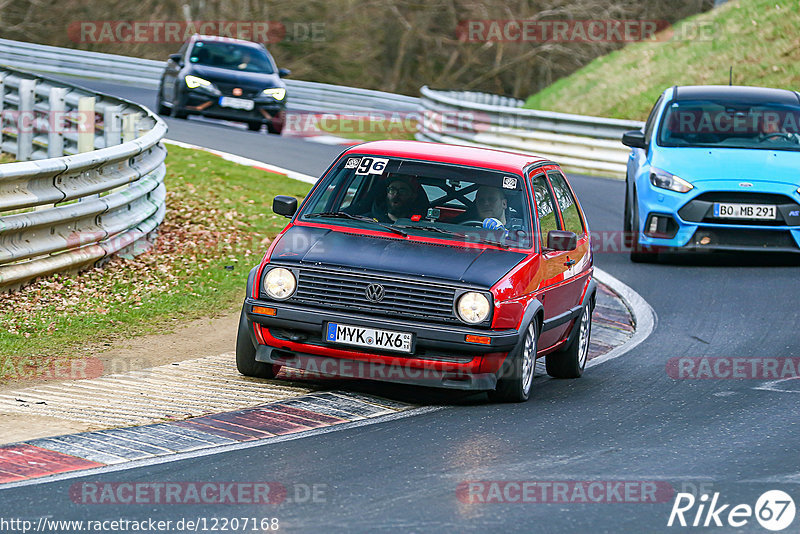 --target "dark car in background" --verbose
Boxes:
[157,34,290,134]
